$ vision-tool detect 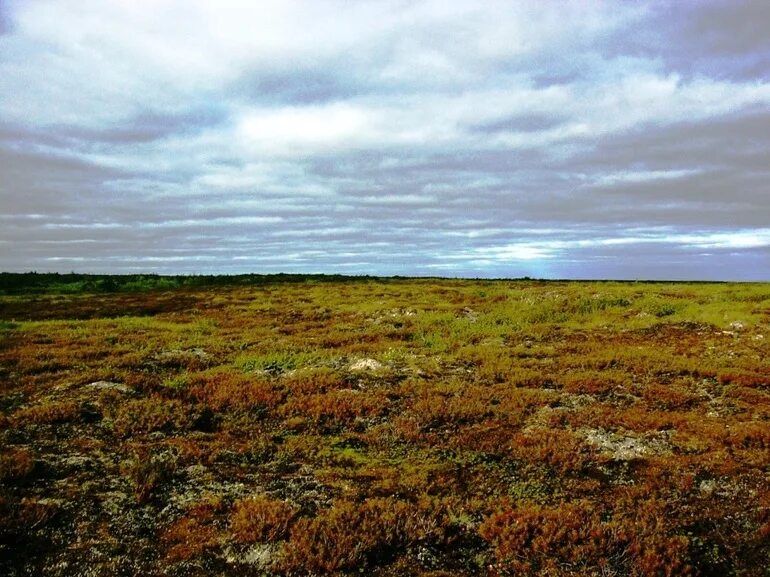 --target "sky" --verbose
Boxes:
[1,0,769,280]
